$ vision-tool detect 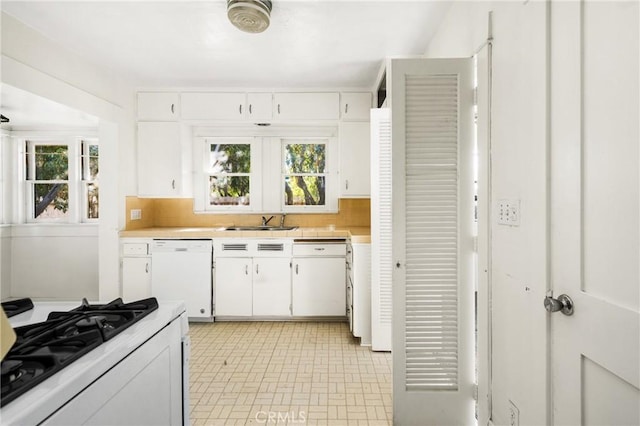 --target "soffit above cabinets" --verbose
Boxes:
[1,1,452,89]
